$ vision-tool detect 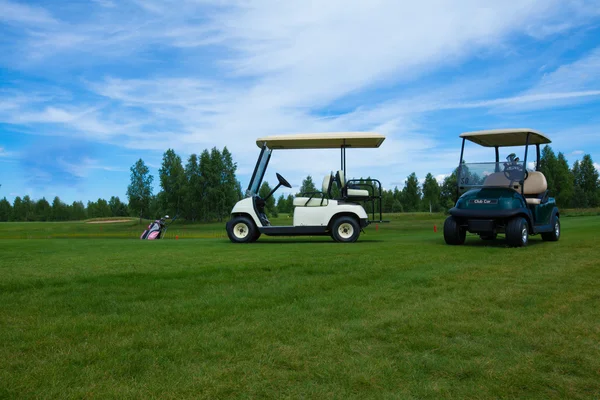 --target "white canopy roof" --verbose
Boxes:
[460,128,551,147]
[256,132,385,149]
